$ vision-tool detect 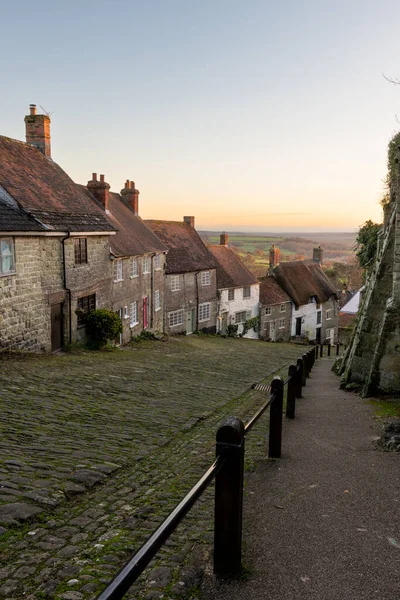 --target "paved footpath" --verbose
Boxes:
[201,359,400,600]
